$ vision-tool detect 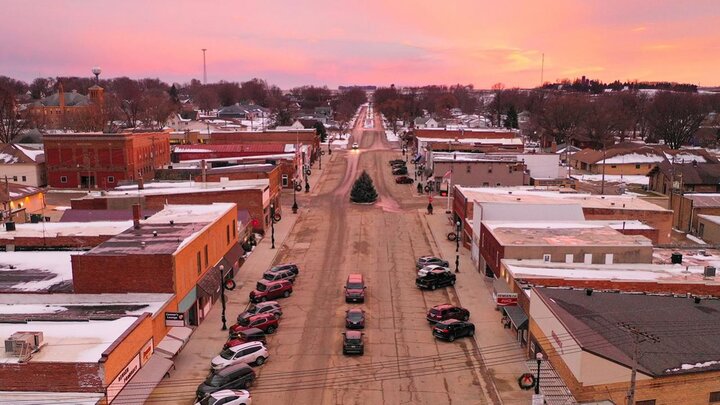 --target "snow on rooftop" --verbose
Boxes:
[0,317,138,363]
[0,251,82,292]
[665,152,707,164]
[1,221,132,239]
[144,203,235,225]
[0,293,173,317]
[573,174,649,186]
[0,391,103,405]
[106,179,269,196]
[602,153,665,164]
[14,144,44,162]
[416,137,523,145]
[666,360,720,373]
